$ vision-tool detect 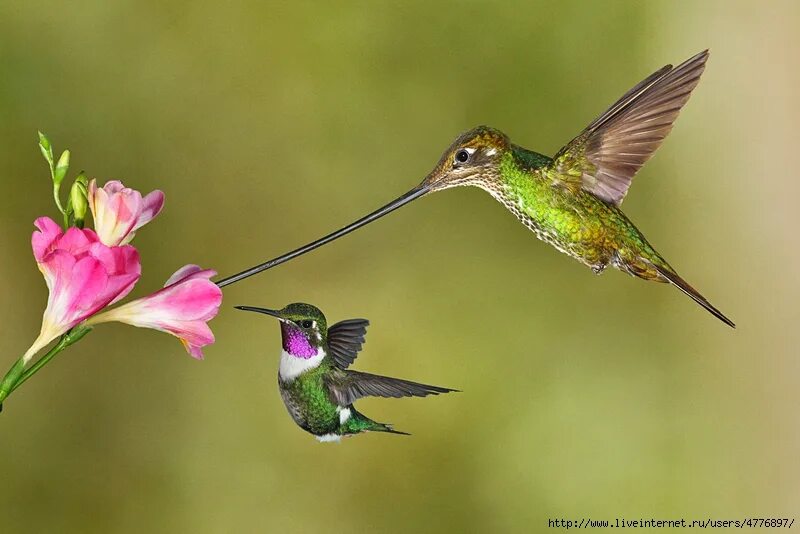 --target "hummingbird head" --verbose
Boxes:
[235,303,328,359]
[420,126,509,192]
